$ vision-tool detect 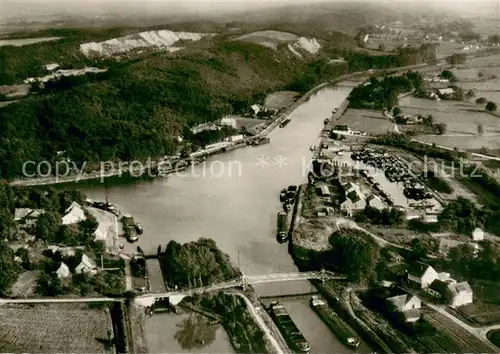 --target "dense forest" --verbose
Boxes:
[0,31,436,179]
[158,238,241,289]
[348,69,425,109]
